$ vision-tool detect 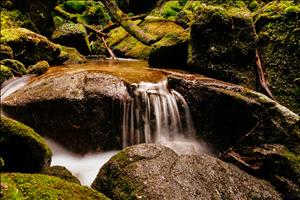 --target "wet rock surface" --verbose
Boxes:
[92,144,281,200]
[2,70,128,154]
[0,115,52,172]
[167,73,300,198]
